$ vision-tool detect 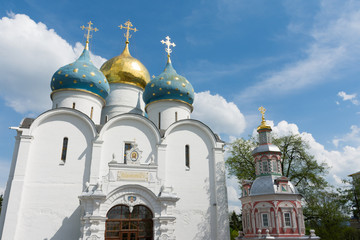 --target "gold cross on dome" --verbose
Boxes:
[161,36,176,57]
[119,20,138,43]
[81,21,98,50]
[258,106,266,122]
